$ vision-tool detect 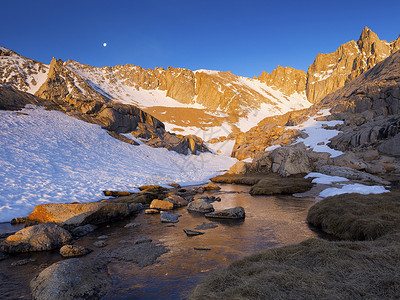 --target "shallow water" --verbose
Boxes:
[0,184,321,299]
